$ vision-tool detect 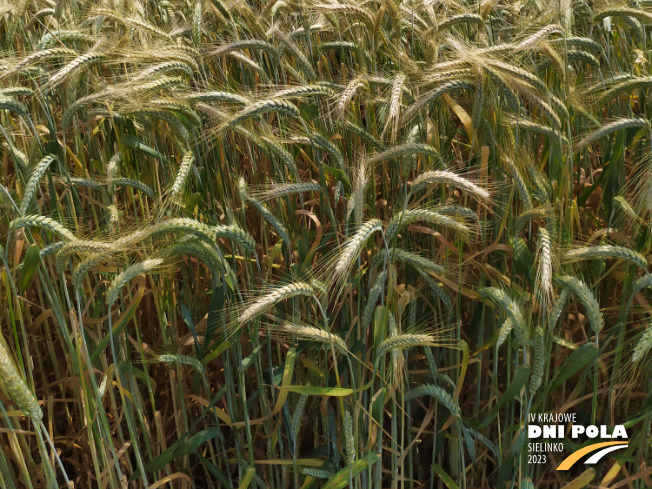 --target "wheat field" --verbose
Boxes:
[0,0,651,488]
